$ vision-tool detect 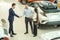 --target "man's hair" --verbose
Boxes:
[12,3,16,7]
